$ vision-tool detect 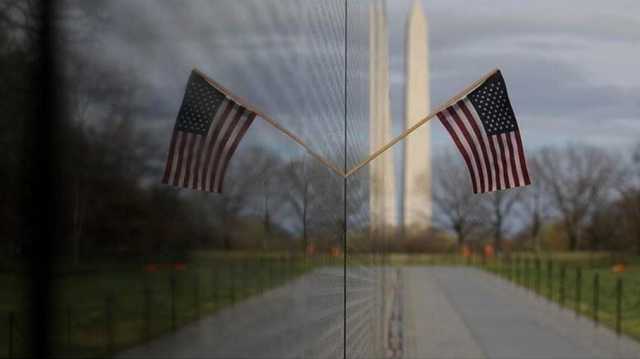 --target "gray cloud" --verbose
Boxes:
[386,0,640,153]
[62,0,640,164]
